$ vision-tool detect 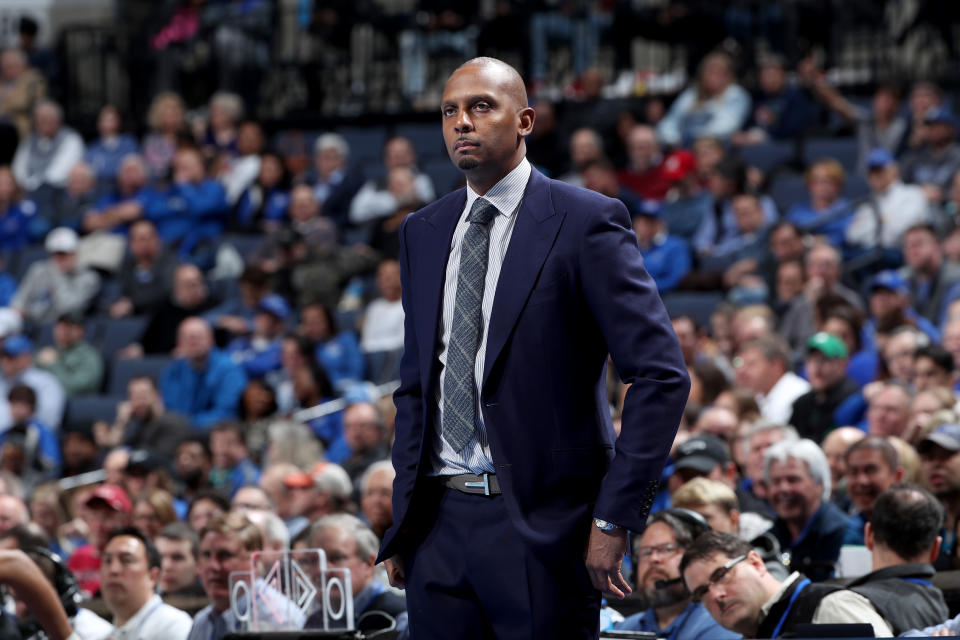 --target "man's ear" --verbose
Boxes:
[149,565,161,587]
[864,522,874,551]
[518,107,536,138]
